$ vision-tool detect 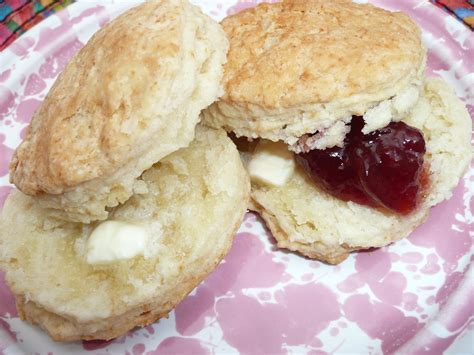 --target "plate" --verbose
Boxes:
[0,1,472,354]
